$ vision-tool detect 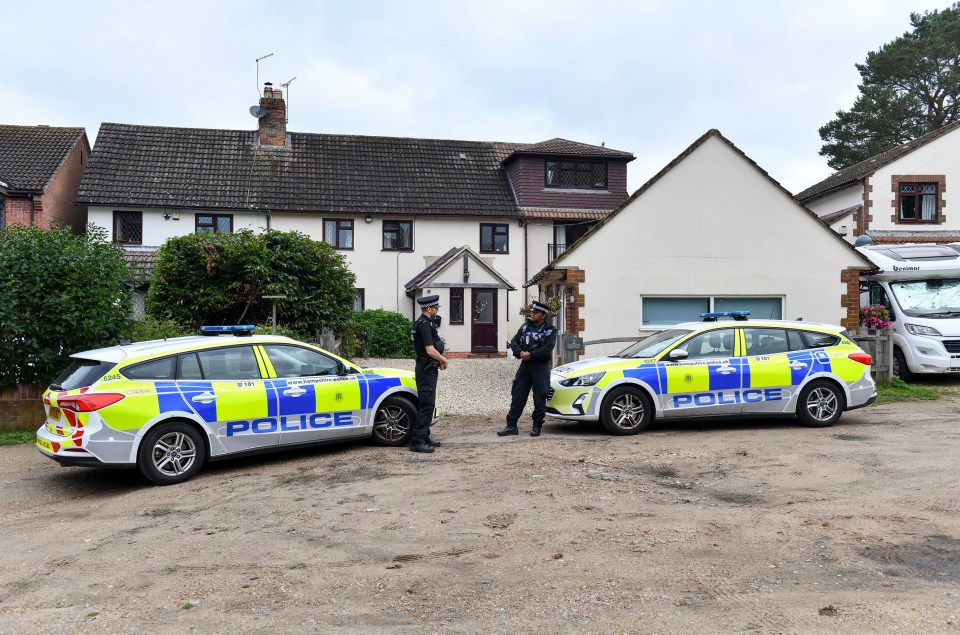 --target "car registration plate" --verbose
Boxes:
[49,406,61,421]
[36,436,54,452]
